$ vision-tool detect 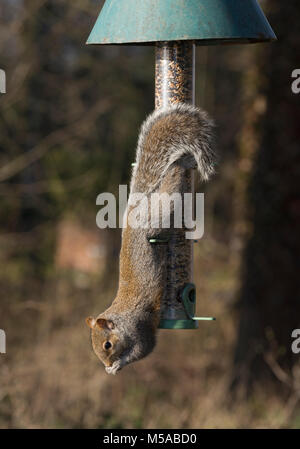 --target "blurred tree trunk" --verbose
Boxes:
[17,0,68,276]
[232,0,300,392]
